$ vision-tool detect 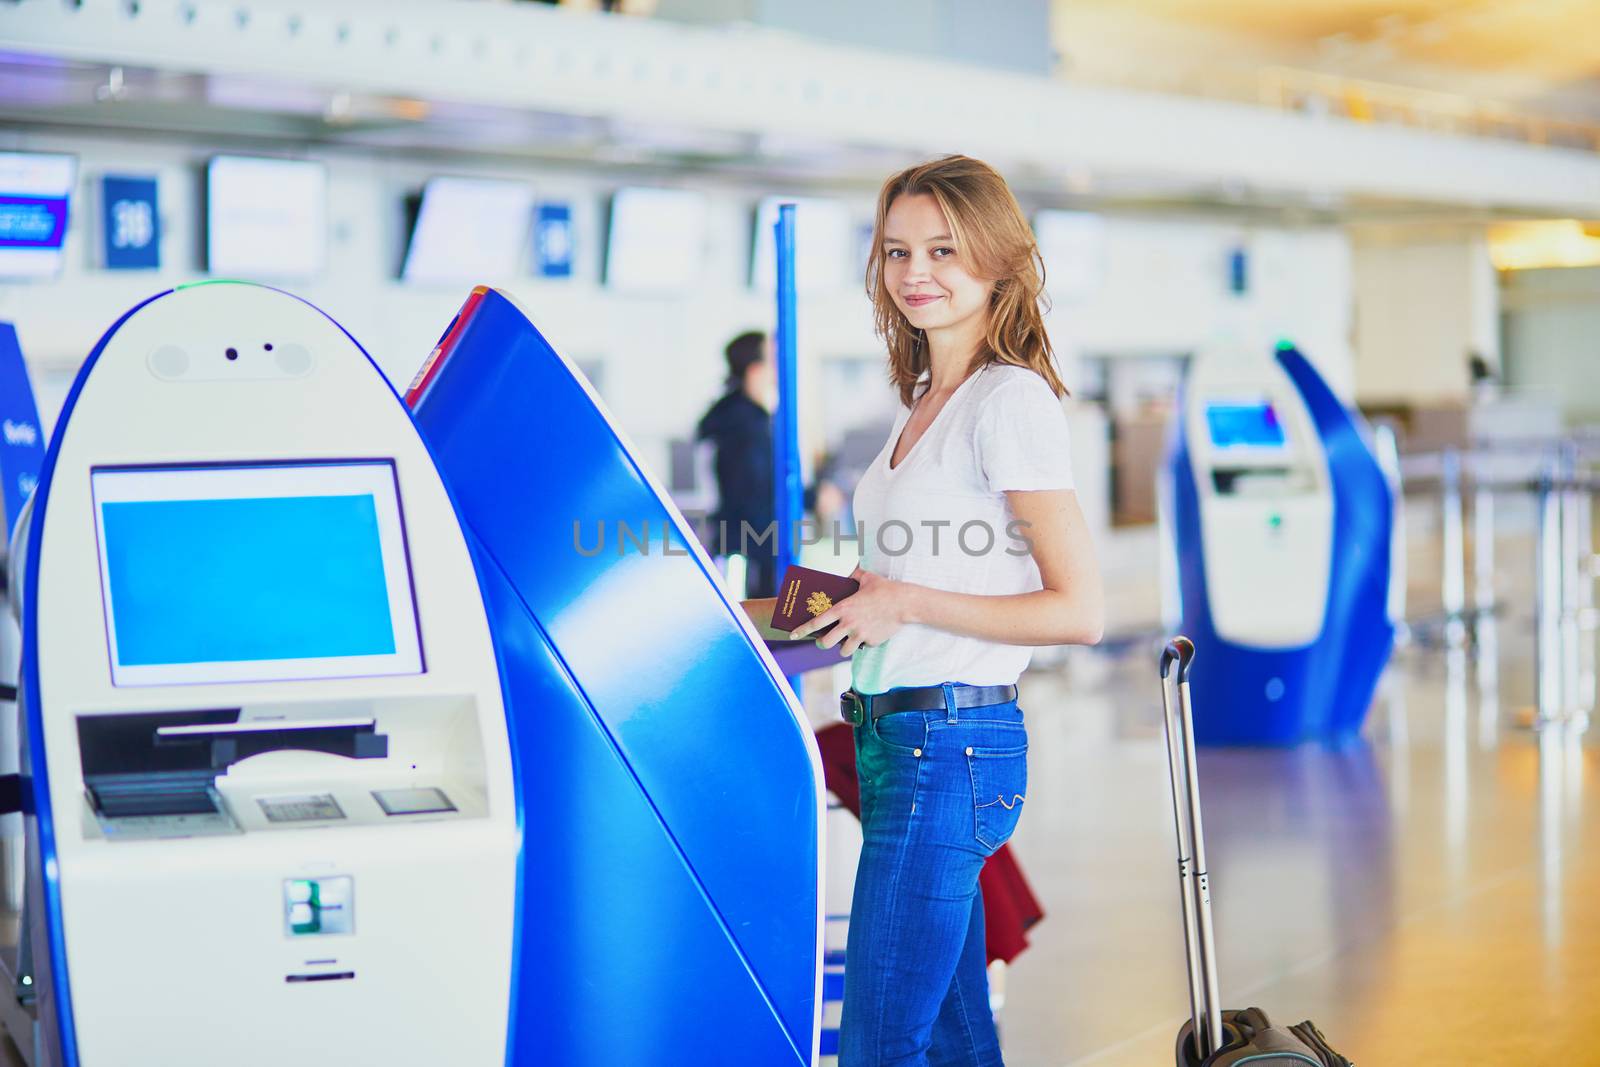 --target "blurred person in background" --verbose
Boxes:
[1468,349,1500,401]
[697,330,778,597]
